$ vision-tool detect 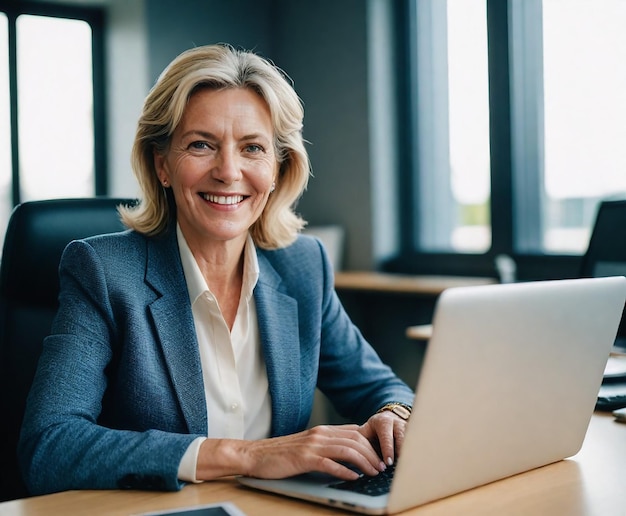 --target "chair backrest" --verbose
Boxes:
[579,199,626,342]
[0,197,134,501]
